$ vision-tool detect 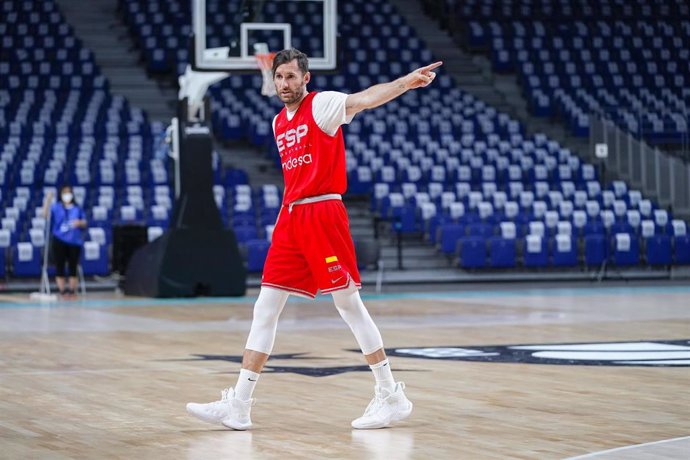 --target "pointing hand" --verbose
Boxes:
[404,61,443,90]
